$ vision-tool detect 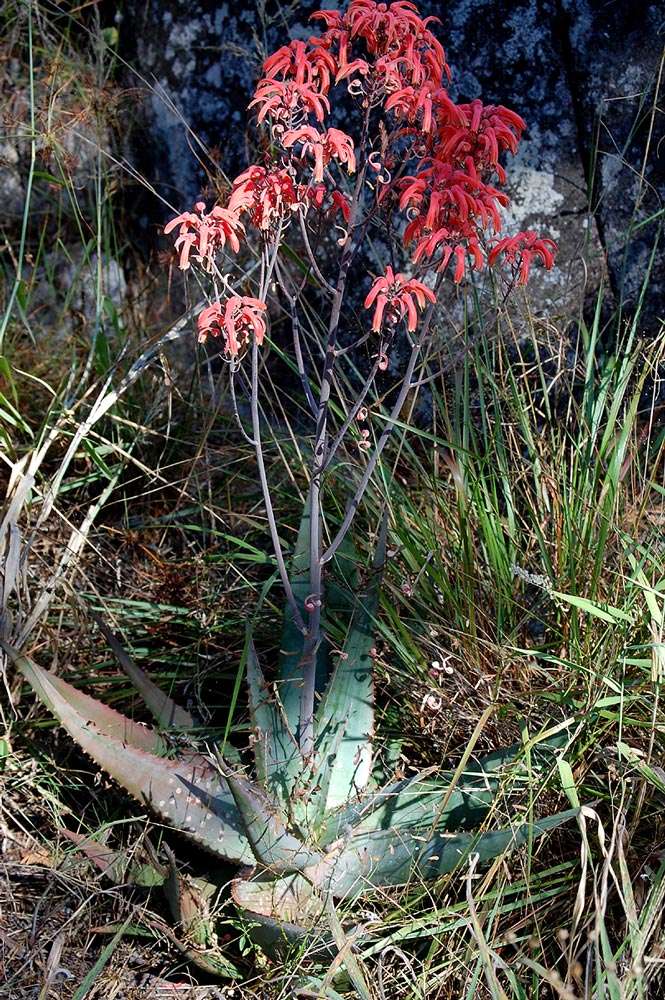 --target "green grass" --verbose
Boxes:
[4,290,663,996]
[359,314,664,998]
